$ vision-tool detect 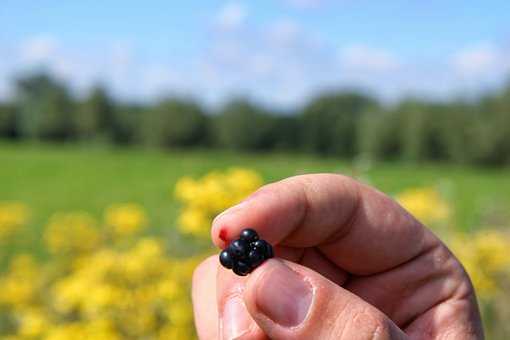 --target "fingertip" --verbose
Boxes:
[210,221,229,248]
